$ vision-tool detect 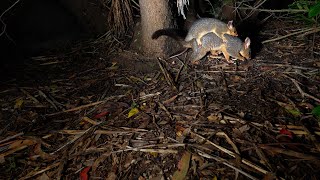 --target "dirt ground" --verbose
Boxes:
[0,19,320,180]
